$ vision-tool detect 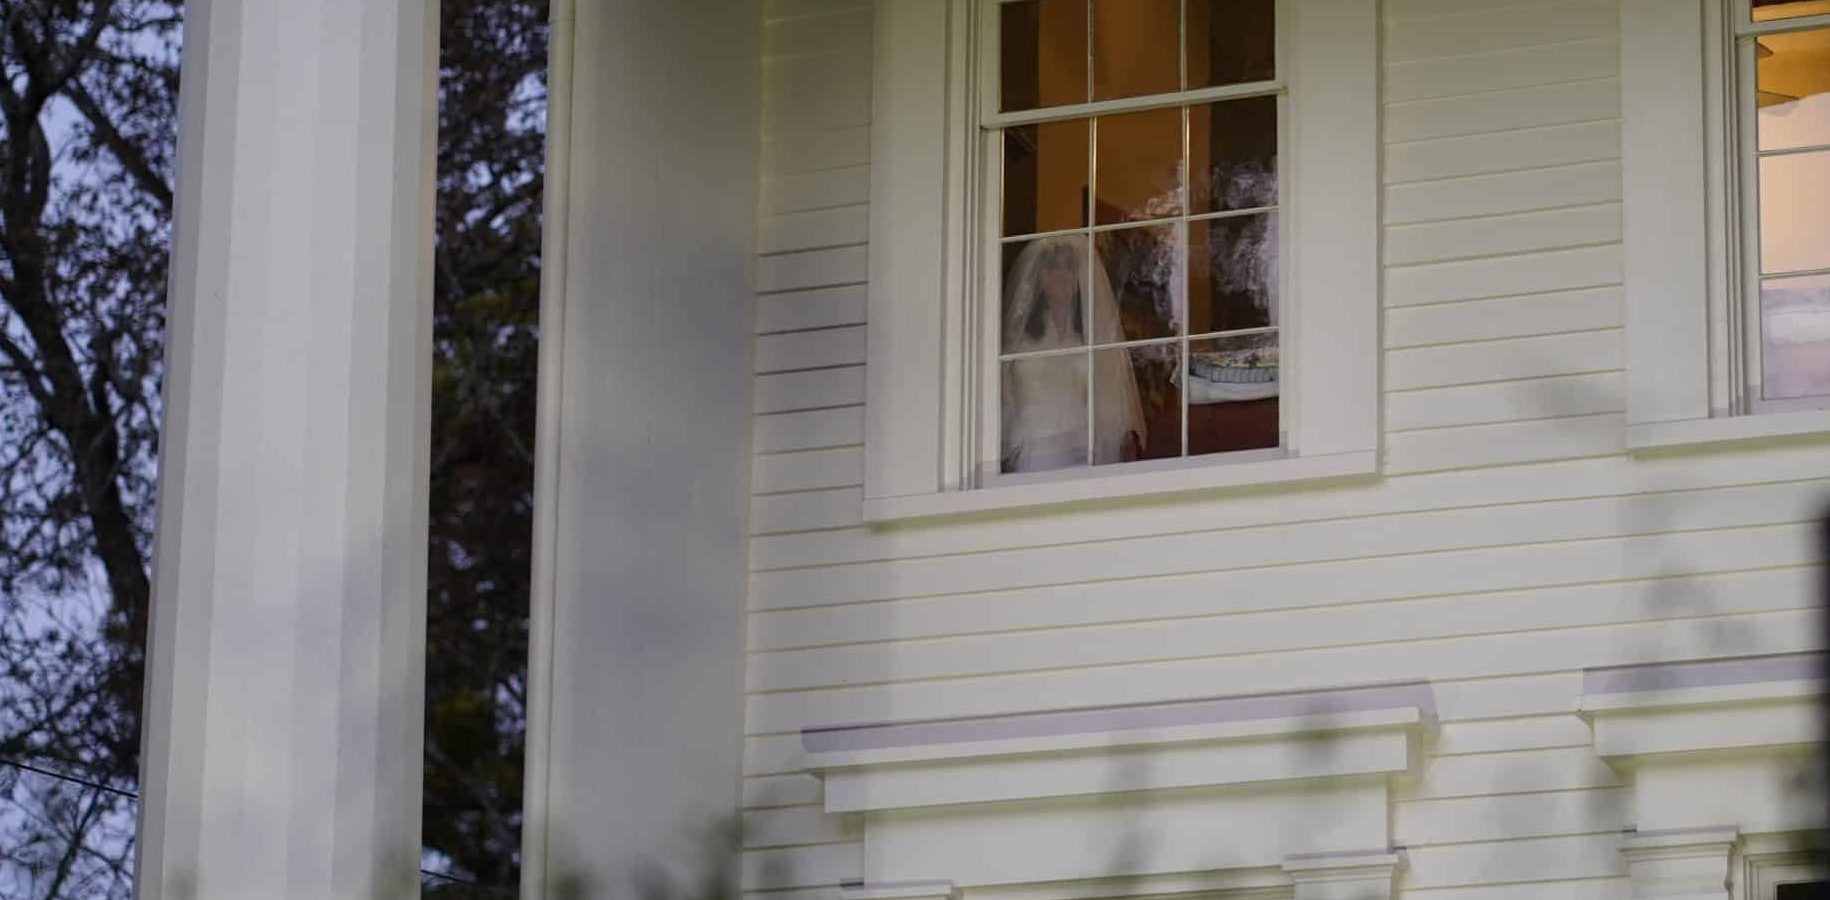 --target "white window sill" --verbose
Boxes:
[860,449,1379,523]
[1626,407,1830,453]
